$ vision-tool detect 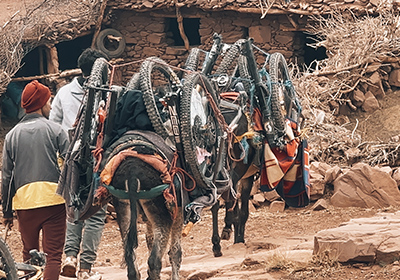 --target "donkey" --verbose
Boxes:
[101,131,183,280]
[210,99,308,258]
[210,100,261,257]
